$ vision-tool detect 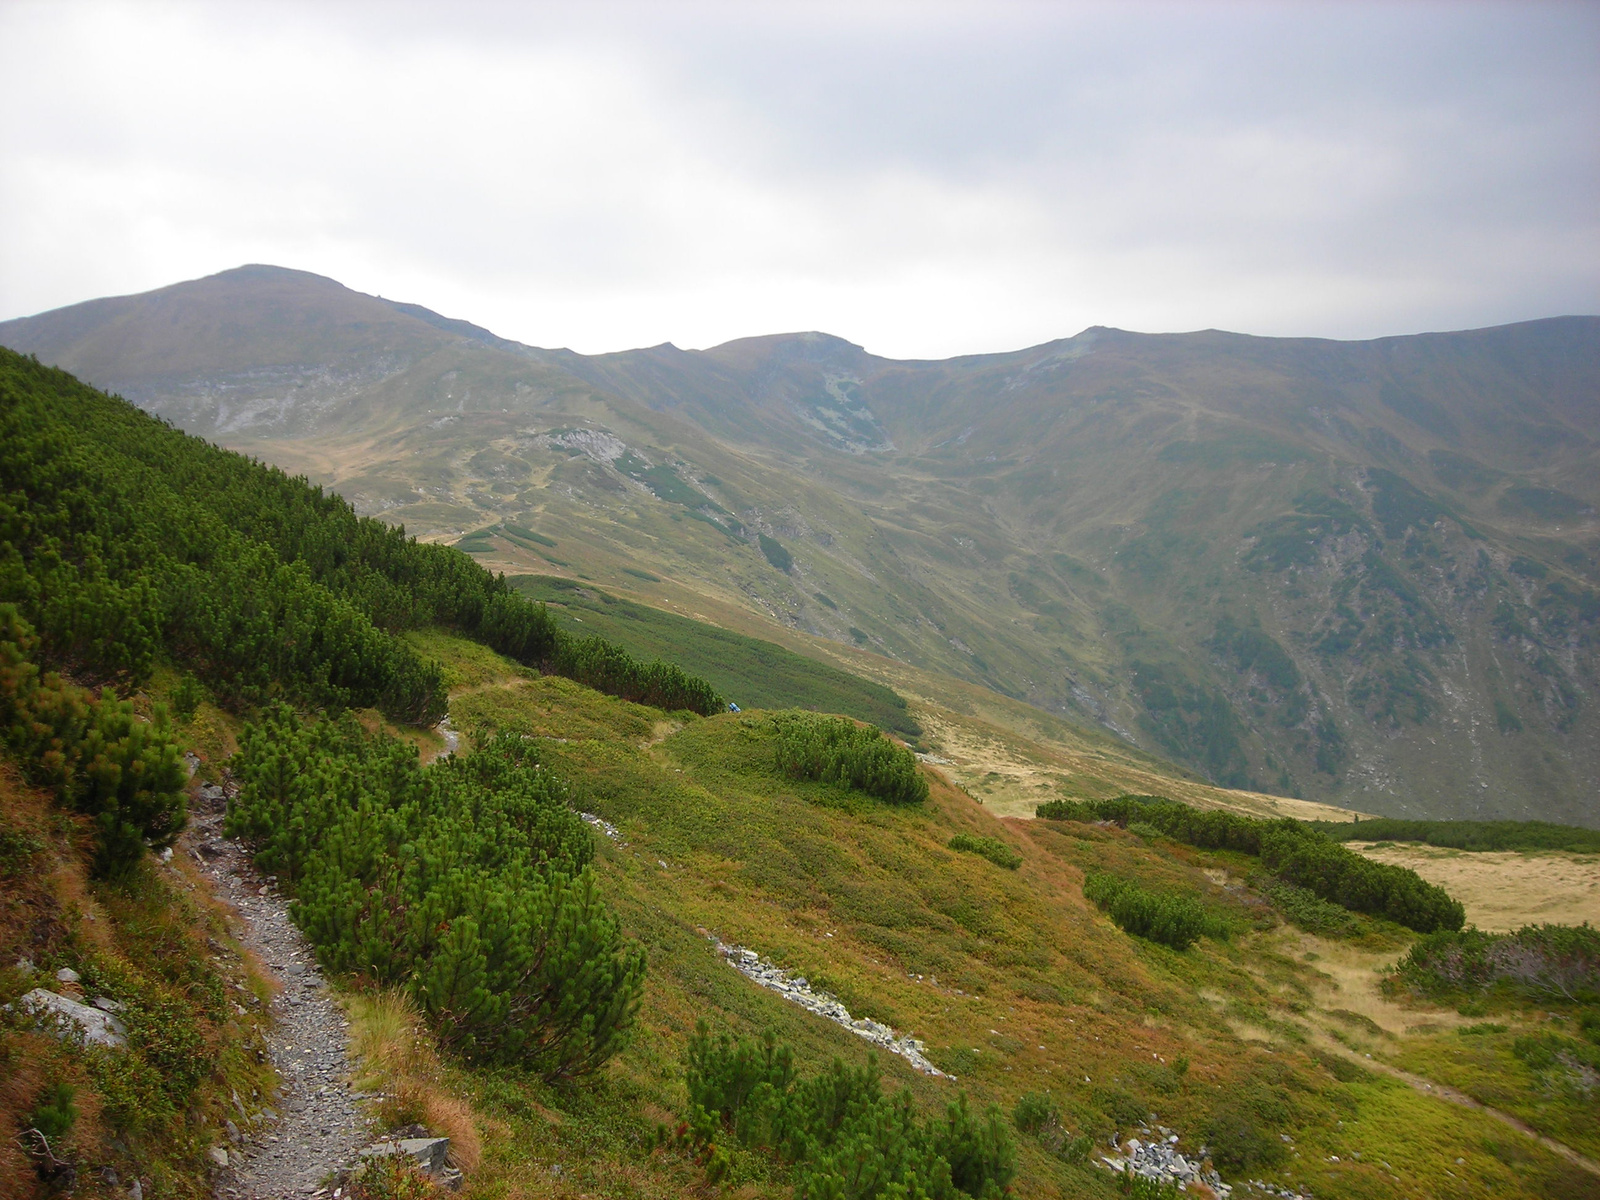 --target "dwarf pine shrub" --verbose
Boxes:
[1391,923,1600,1004]
[948,833,1021,870]
[773,713,928,805]
[1083,872,1227,951]
[684,1023,1015,1199]
[0,606,186,876]
[229,706,644,1080]
[1263,881,1358,937]
[552,633,724,714]
[1039,795,1465,933]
